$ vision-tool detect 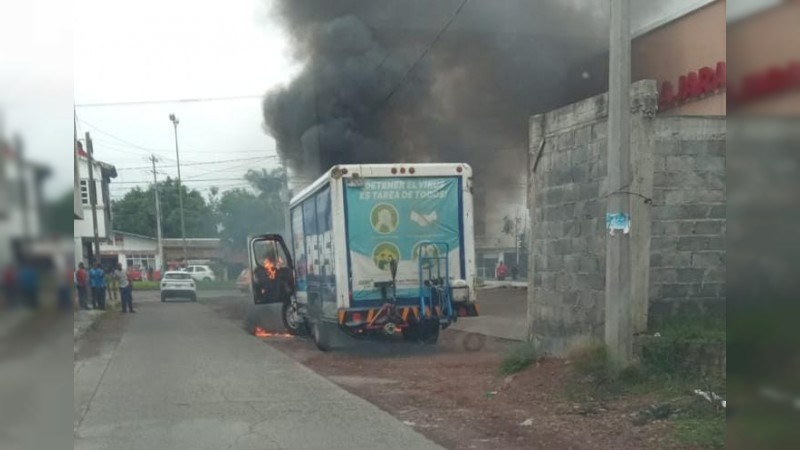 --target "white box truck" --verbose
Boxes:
[247,163,479,350]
